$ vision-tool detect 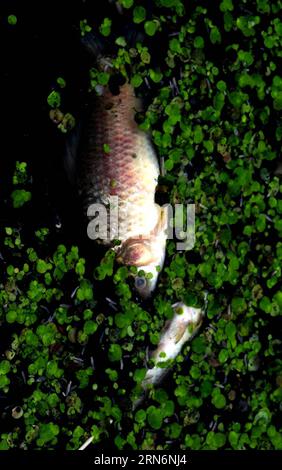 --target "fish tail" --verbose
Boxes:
[82,31,127,93]
[81,23,145,67]
[81,32,110,61]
